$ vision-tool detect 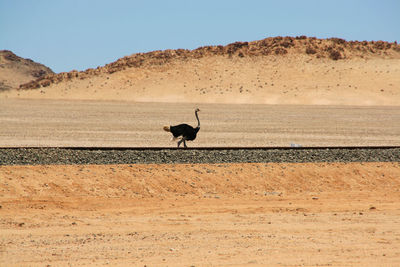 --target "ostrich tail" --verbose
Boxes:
[163,125,170,132]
